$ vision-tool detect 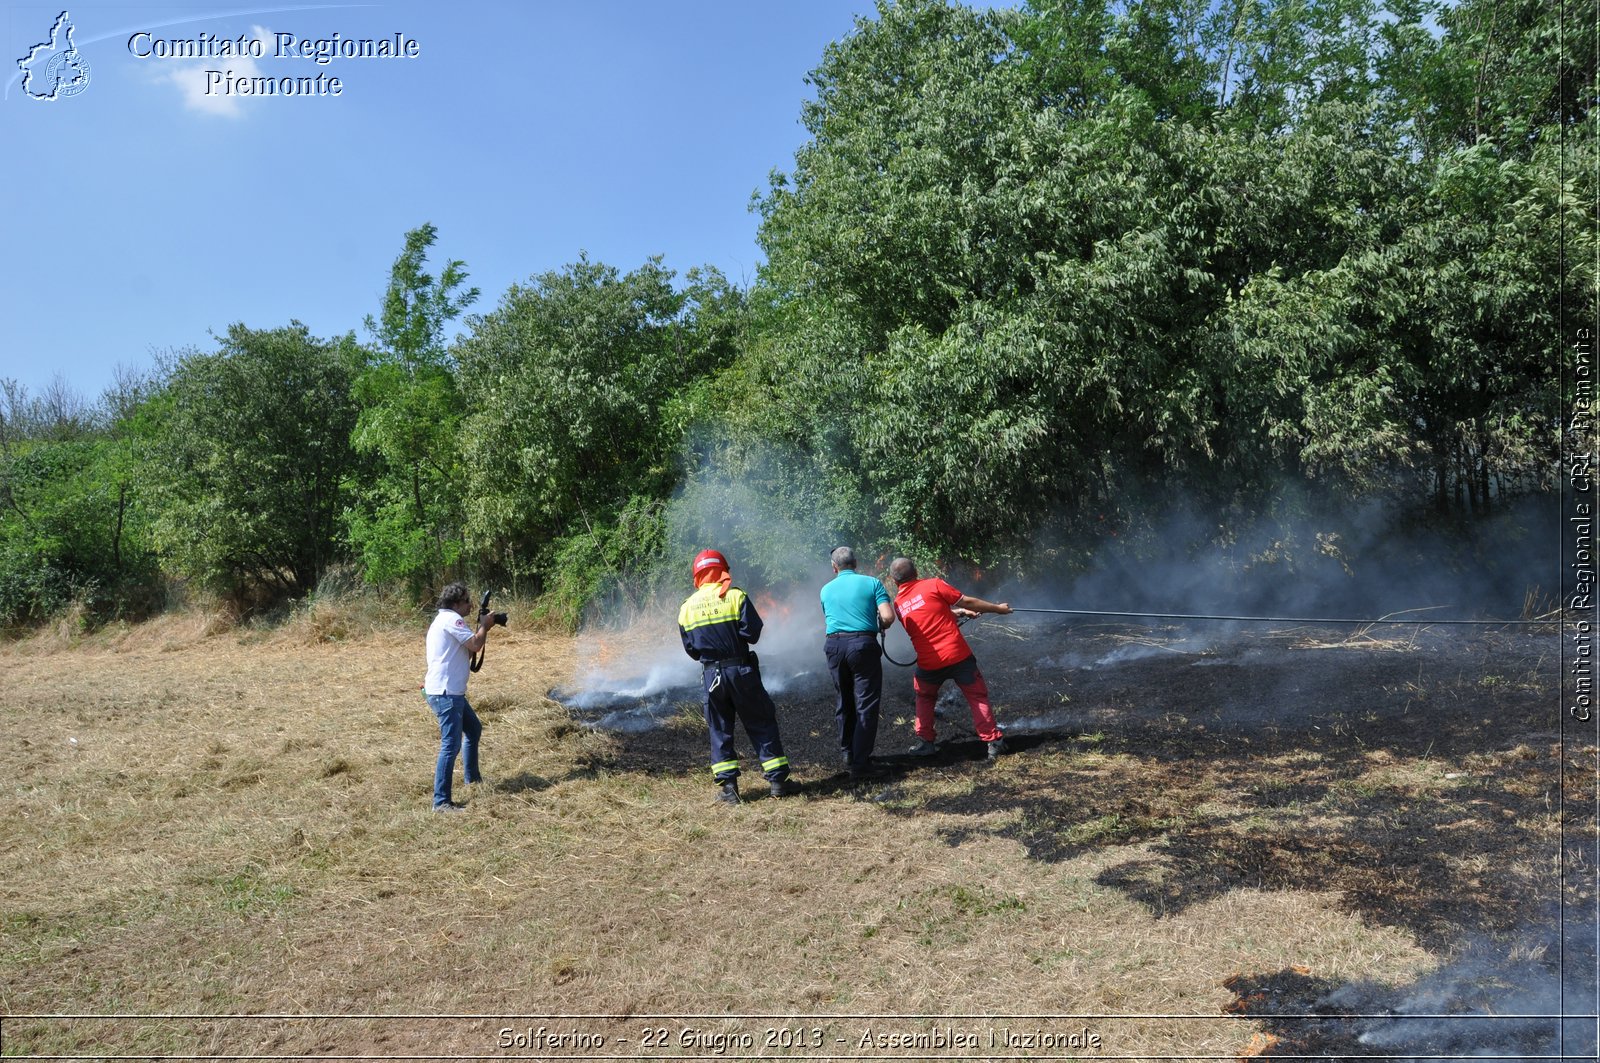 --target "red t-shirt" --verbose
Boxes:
[894,578,972,670]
